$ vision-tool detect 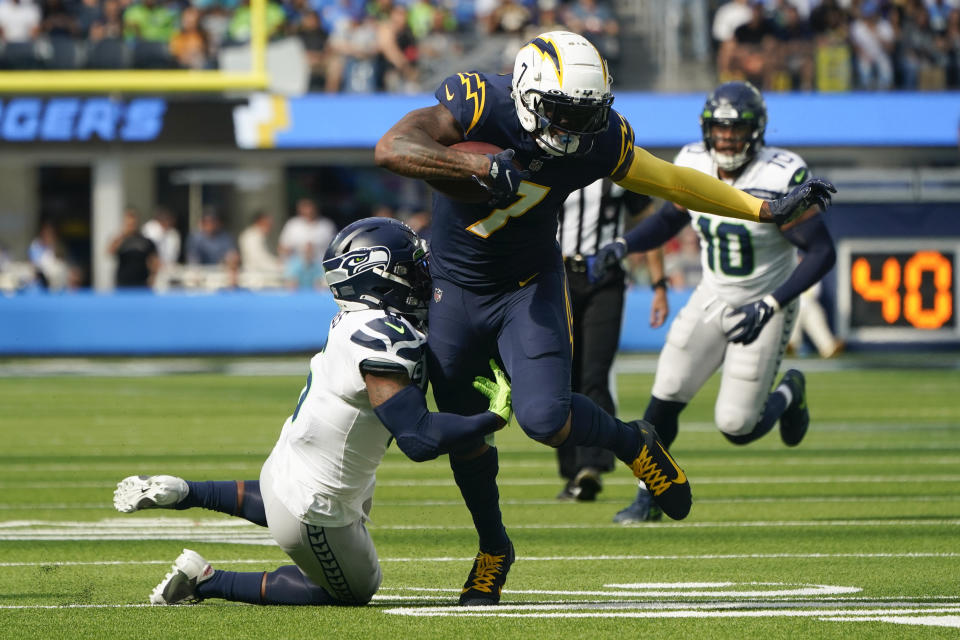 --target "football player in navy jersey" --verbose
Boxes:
[375,30,835,605]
